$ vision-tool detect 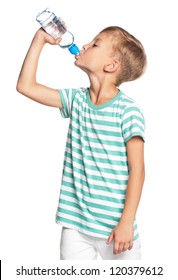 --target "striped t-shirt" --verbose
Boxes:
[56,87,145,240]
